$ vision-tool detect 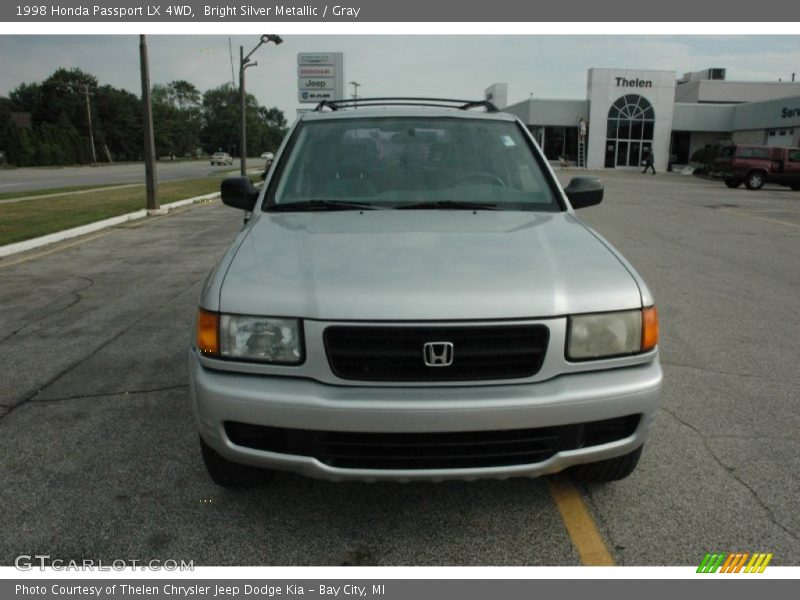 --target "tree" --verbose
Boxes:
[200,84,242,155]
[152,81,201,157]
[167,80,201,110]
[200,84,287,157]
[93,86,142,161]
[2,68,284,166]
